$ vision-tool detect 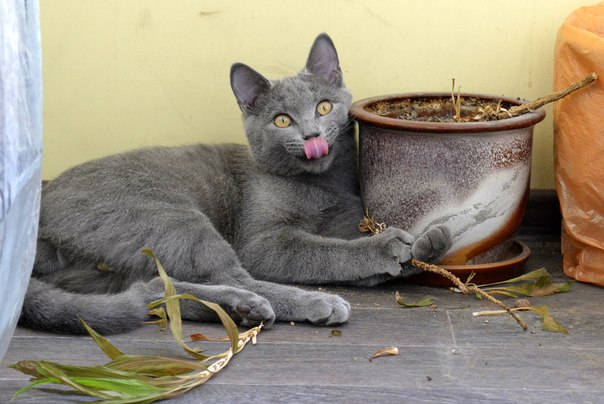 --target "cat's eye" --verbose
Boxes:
[316,101,333,116]
[274,114,292,128]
